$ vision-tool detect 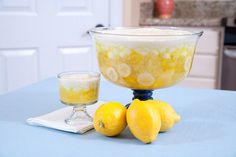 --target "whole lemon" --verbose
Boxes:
[93,102,127,136]
[127,99,161,144]
[147,100,181,132]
